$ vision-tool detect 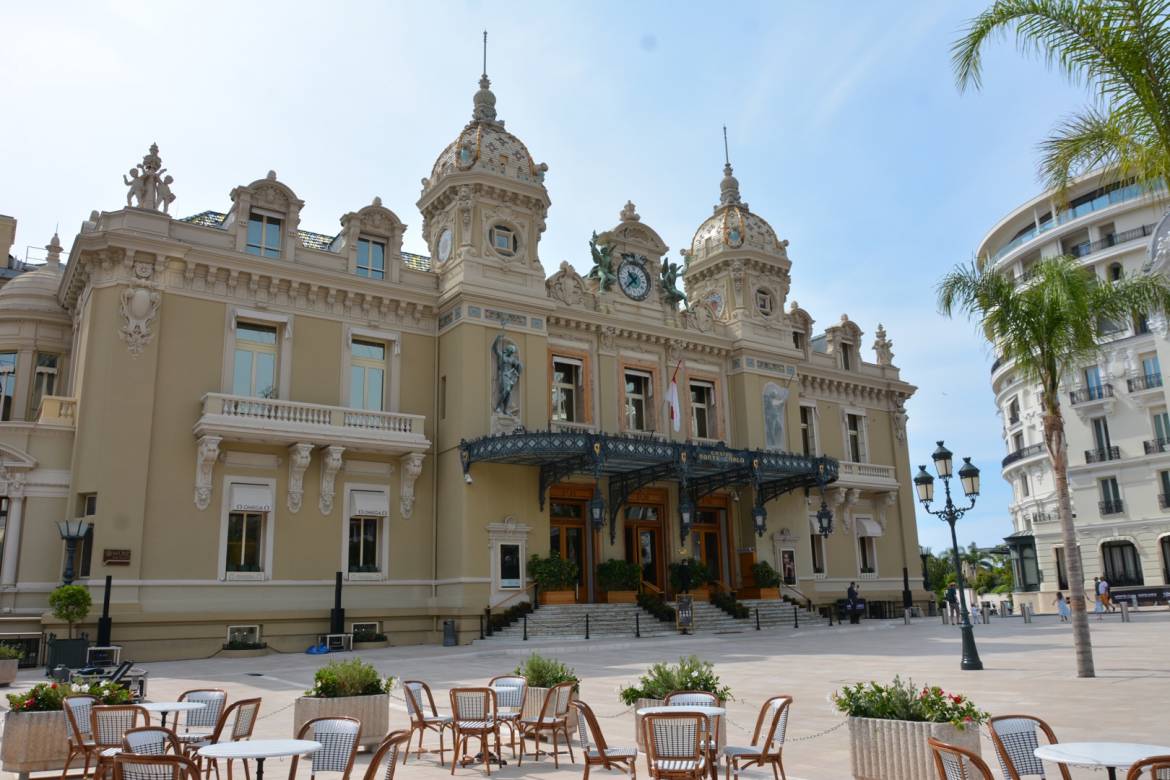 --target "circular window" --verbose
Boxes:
[489,225,519,257]
[437,228,453,263]
[755,288,775,317]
